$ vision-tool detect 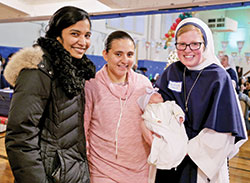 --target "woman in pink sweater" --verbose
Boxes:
[84,30,152,183]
